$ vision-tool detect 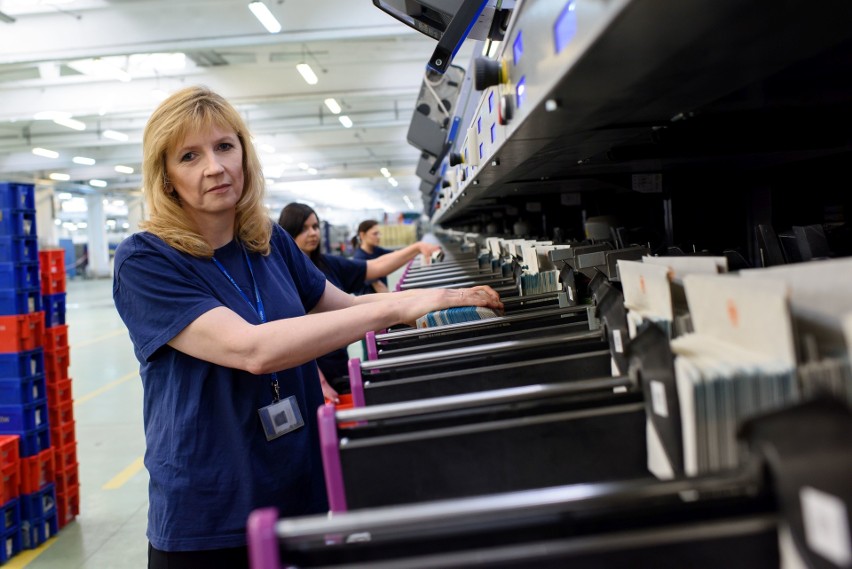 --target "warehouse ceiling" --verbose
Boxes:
[0,0,463,215]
